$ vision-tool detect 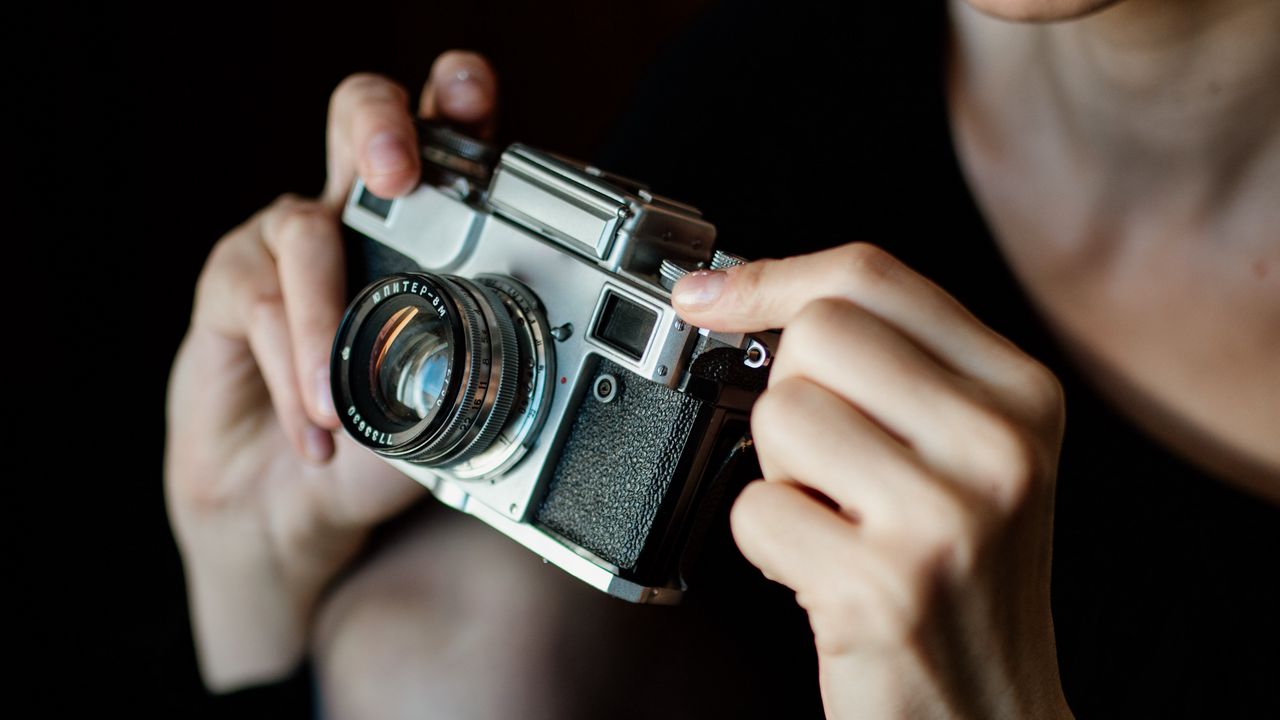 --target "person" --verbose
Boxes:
[165,0,1279,717]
